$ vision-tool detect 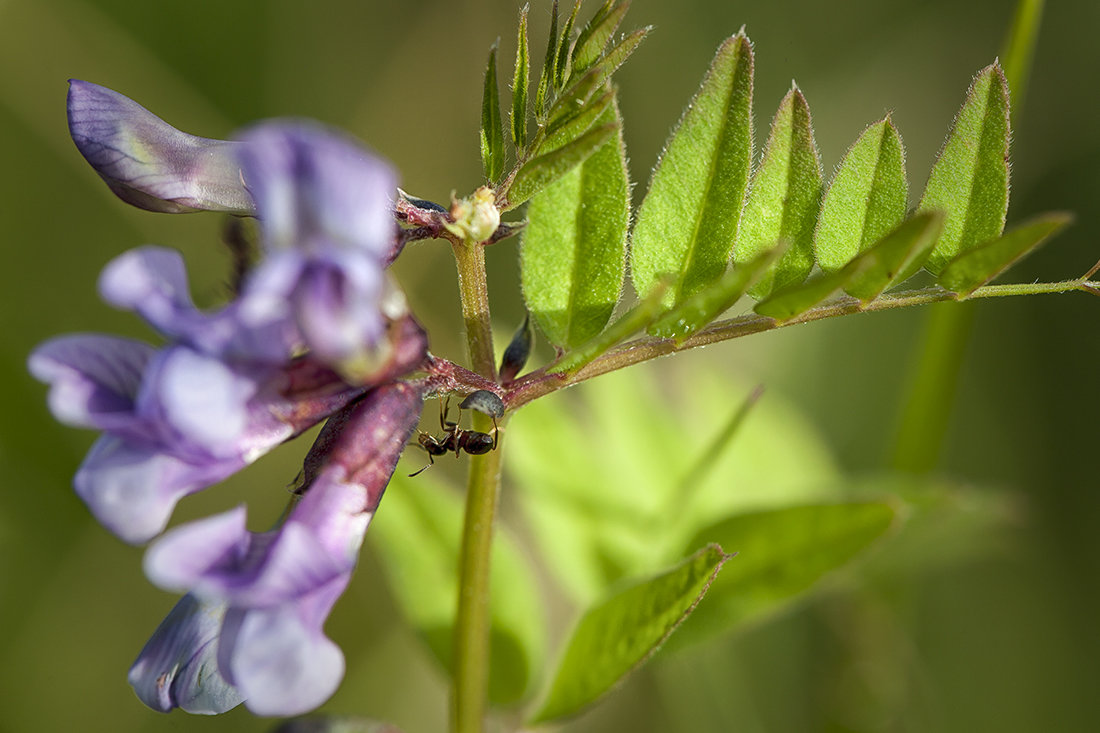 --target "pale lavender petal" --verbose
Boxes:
[27,334,154,430]
[75,435,244,544]
[68,80,253,214]
[141,347,257,455]
[292,256,384,364]
[144,507,250,590]
[98,247,203,335]
[236,123,397,257]
[129,594,243,714]
[220,583,347,716]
